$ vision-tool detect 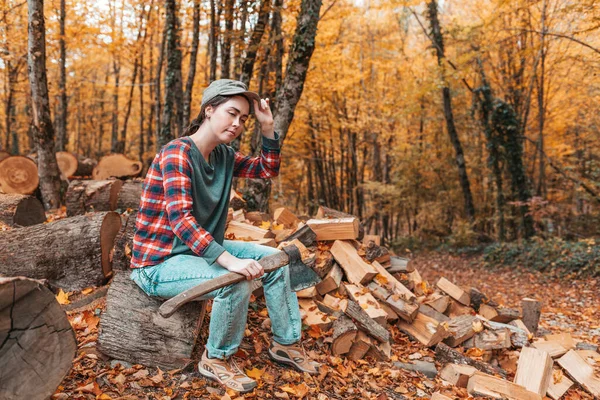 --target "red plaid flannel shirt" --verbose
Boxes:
[130,137,280,268]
